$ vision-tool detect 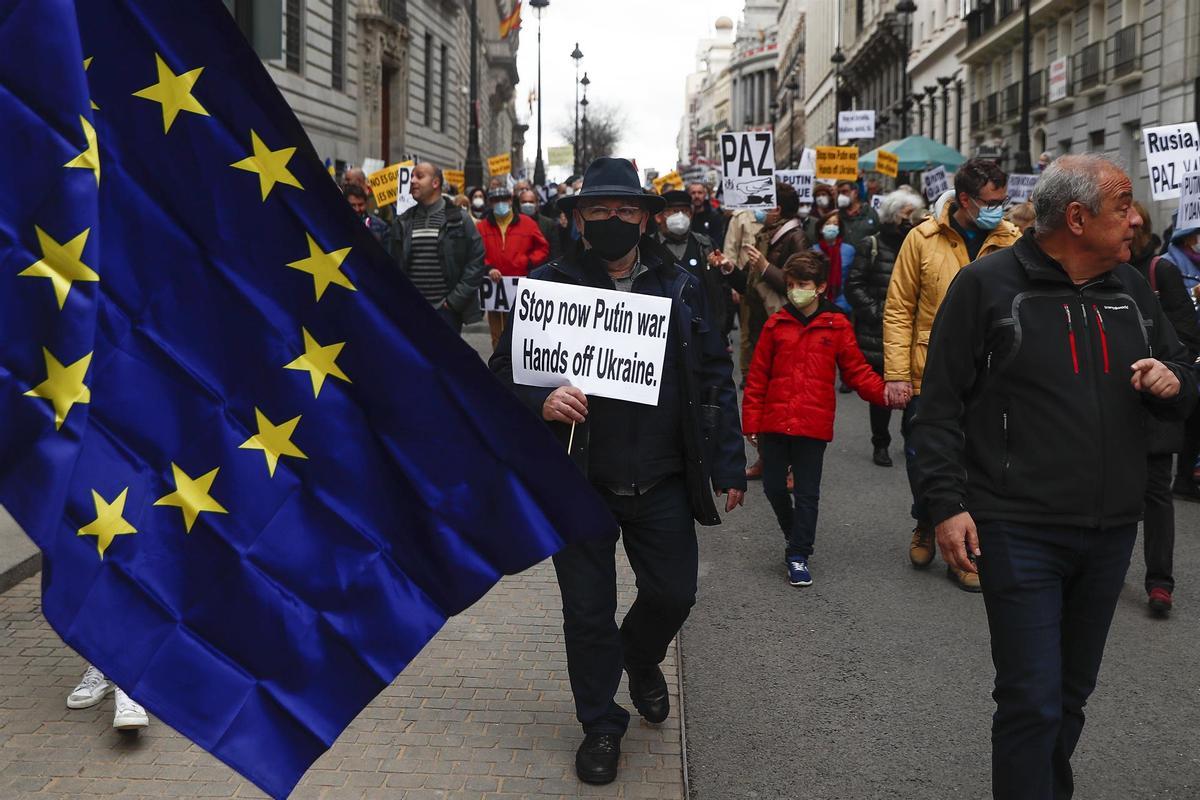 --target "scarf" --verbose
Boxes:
[818,238,843,301]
